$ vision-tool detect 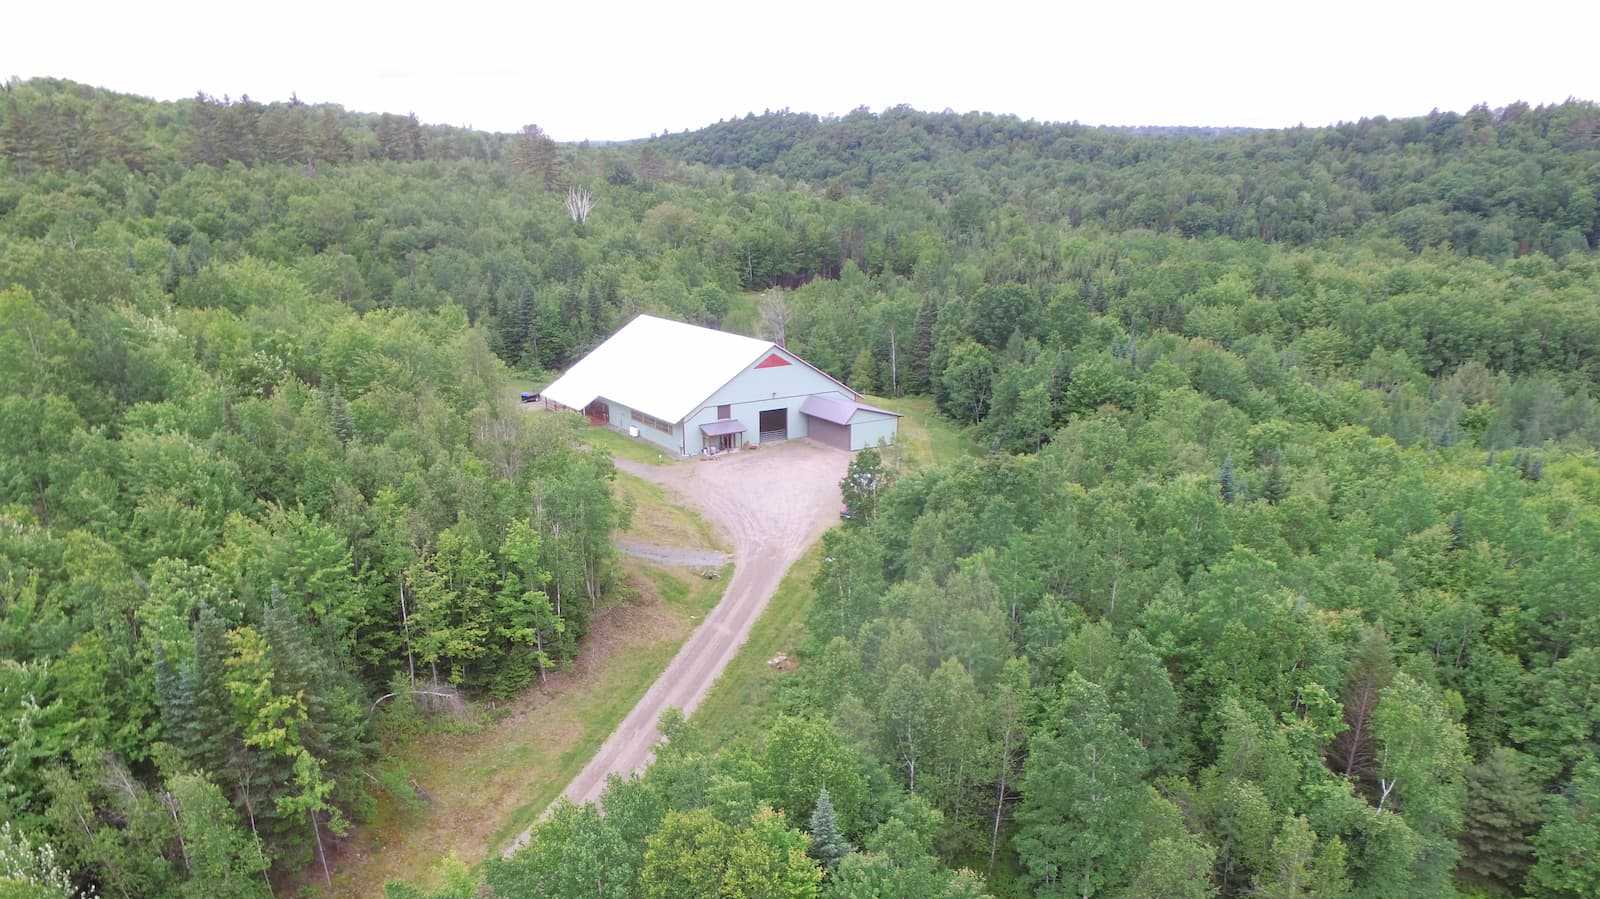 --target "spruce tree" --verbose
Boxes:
[328,386,353,446]
[180,606,238,776]
[1459,747,1542,892]
[1219,455,1237,504]
[260,597,367,776]
[1448,510,1467,552]
[909,297,936,394]
[808,787,850,871]
[1261,462,1288,505]
[313,108,350,164]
